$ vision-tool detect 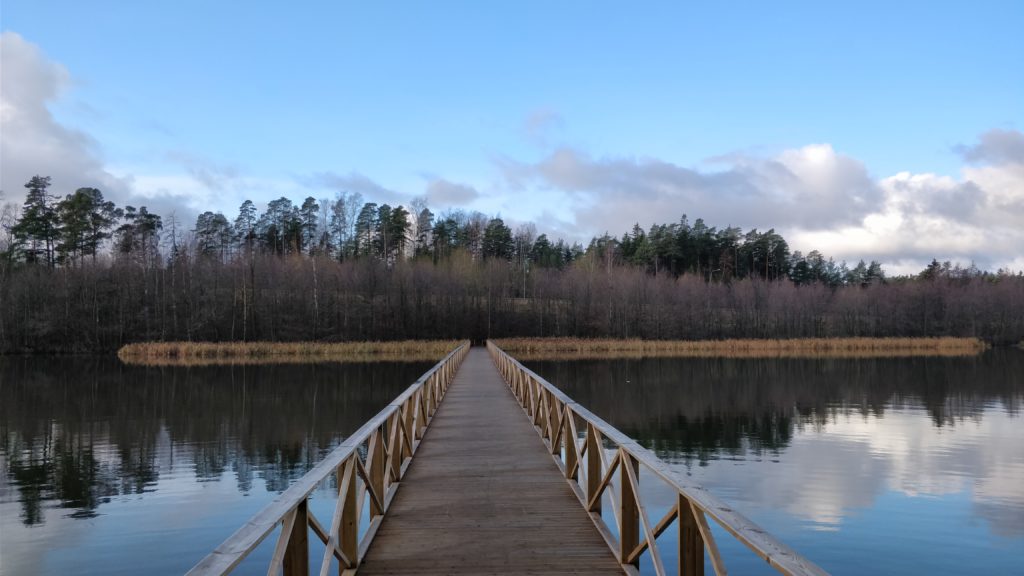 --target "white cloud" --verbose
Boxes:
[0,32,130,204]
[425,178,480,205]
[957,128,1024,166]
[498,144,882,236]
[0,32,206,226]
[496,135,1024,273]
[304,171,403,205]
[793,152,1024,274]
